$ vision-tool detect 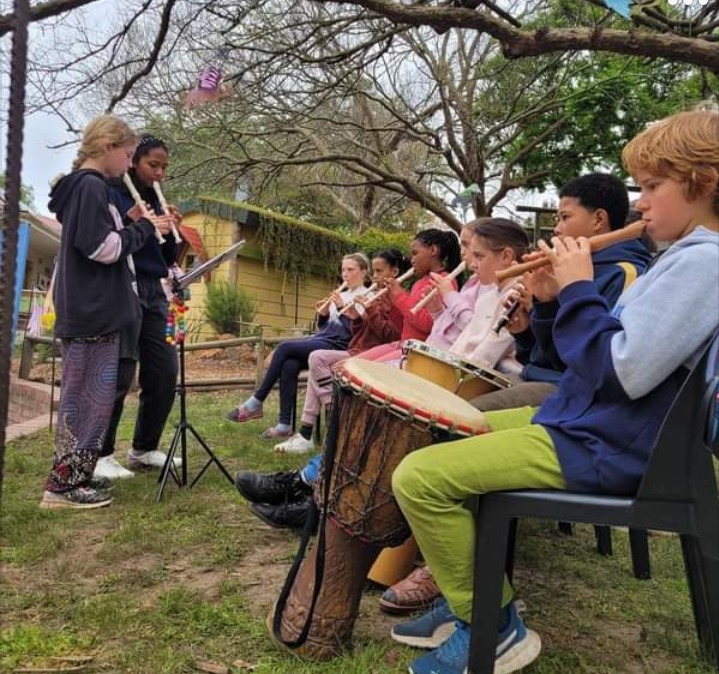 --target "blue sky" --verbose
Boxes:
[1,112,78,215]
